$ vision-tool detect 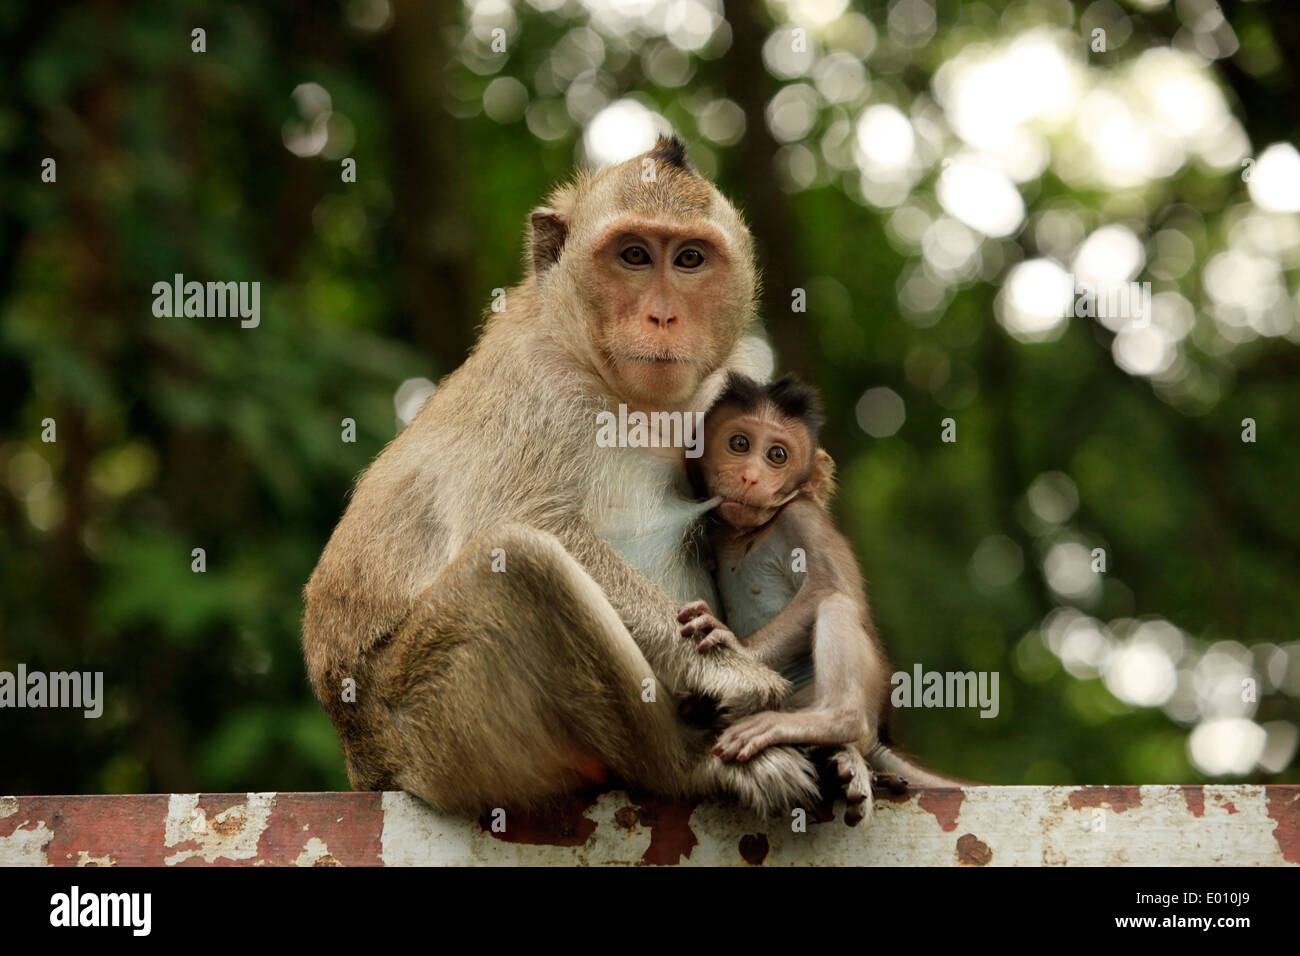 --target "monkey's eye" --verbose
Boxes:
[727,434,749,453]
[766,445,788,466]
[620,246,651,266]
[674,248,704,269]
